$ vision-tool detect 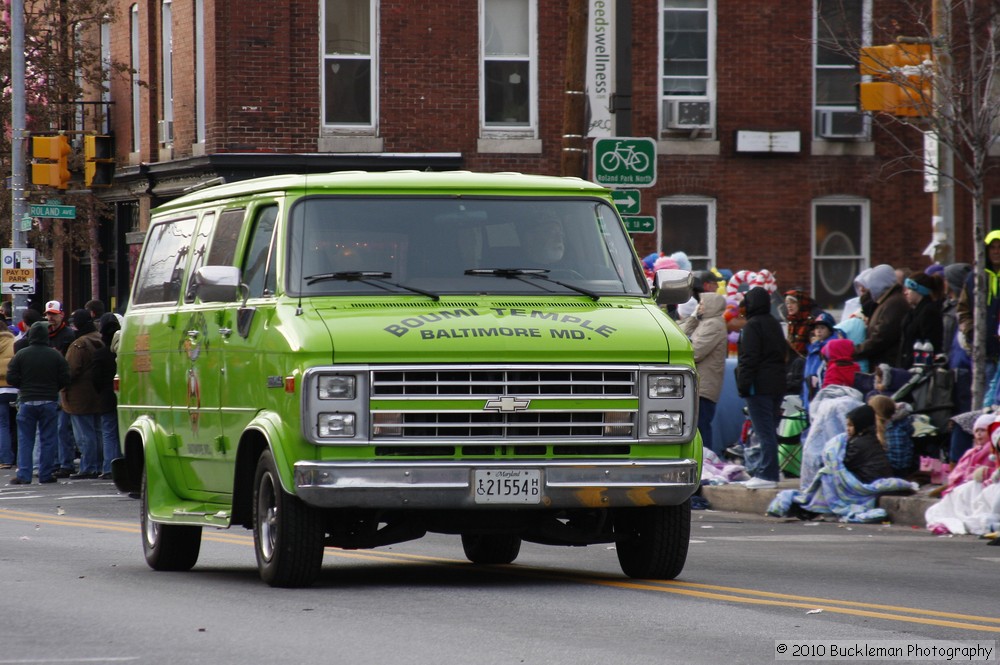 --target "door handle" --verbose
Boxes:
[218,327,232,338]
[186,330,200,339]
